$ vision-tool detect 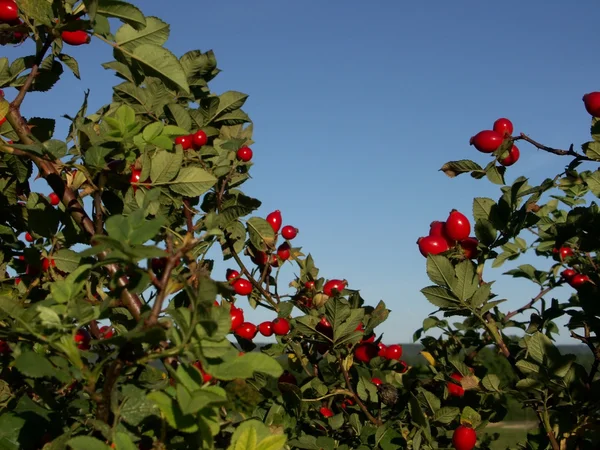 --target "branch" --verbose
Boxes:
[5,92,143,322]
[504,286,555,322]
[514,133,592,161]
[182,198,195,233]
[537,409,560,450]
[341,363,381,426]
